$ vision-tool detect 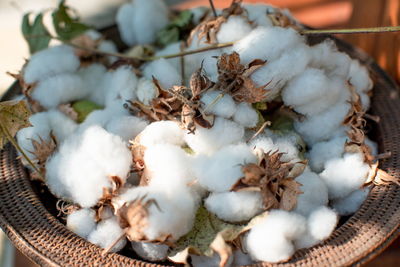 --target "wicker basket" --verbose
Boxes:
[1,27,400,267]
